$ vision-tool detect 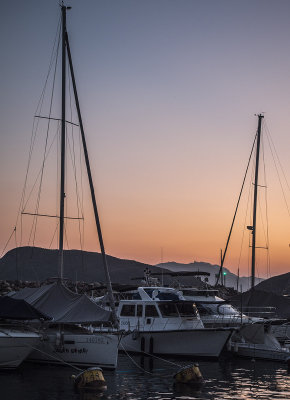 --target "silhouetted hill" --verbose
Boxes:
[229,288,290,319]
[254,272,290,296]
[0,247,267,292]
[0,247,170,284]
